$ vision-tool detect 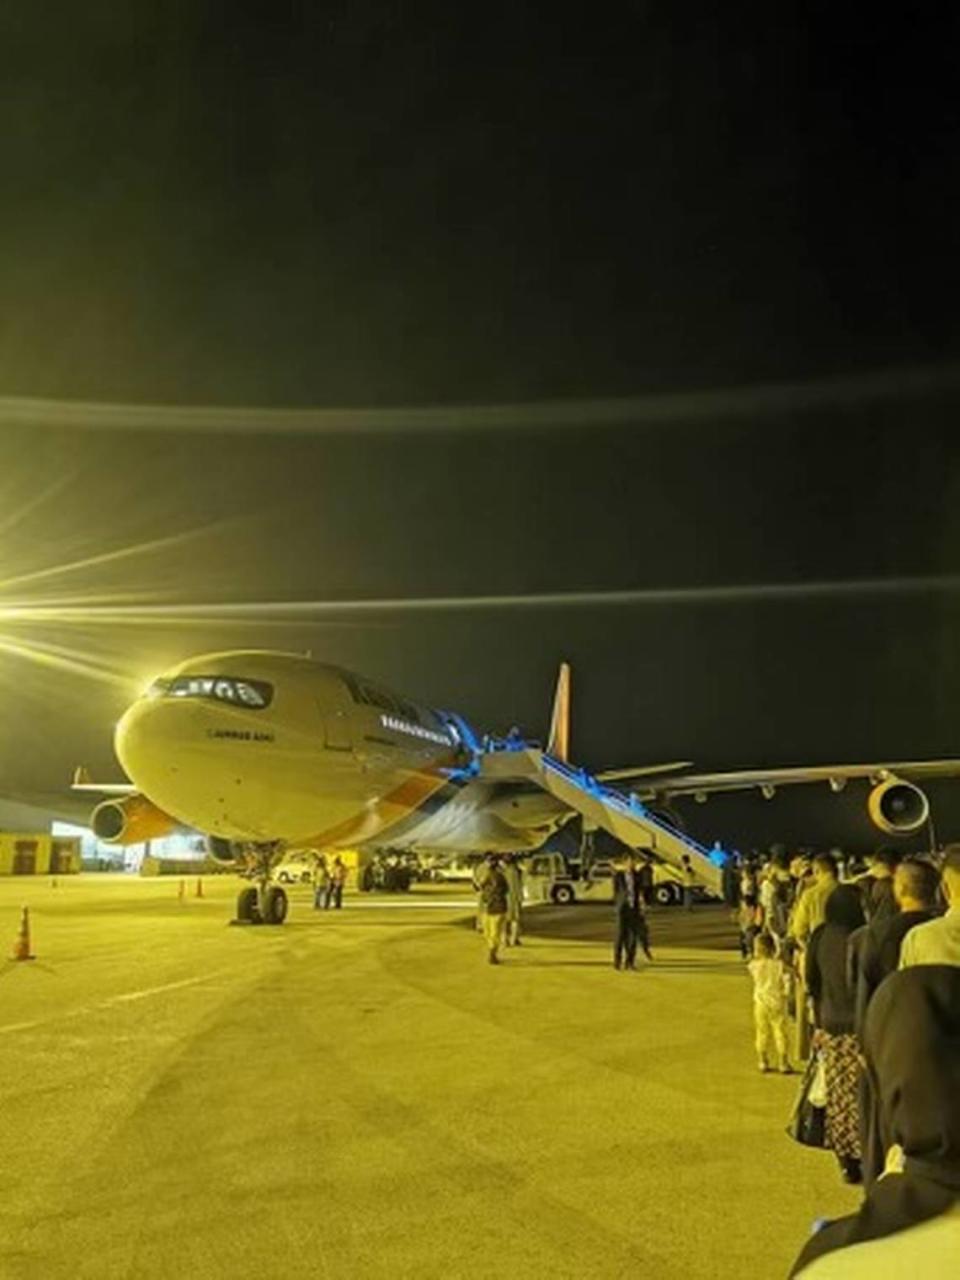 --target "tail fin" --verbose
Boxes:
[546,662,571,762]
